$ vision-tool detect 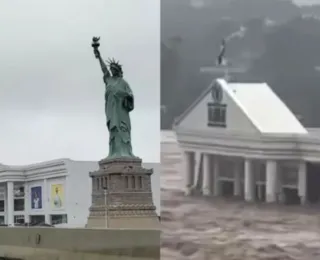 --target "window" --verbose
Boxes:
[14,215,24,224]
[207,103,226,127]
[14,186,25,198]
[30,215,45,225]
[0,187,5,201]
[0,216,4,225]
[51,214,68,225]
[14,199,24,211]
[0,200,4,212]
